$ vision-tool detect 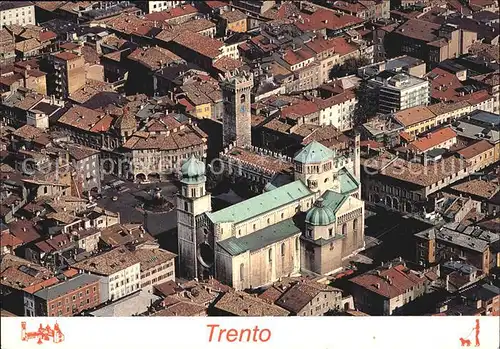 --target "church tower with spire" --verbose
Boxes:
[176,156,212,279]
